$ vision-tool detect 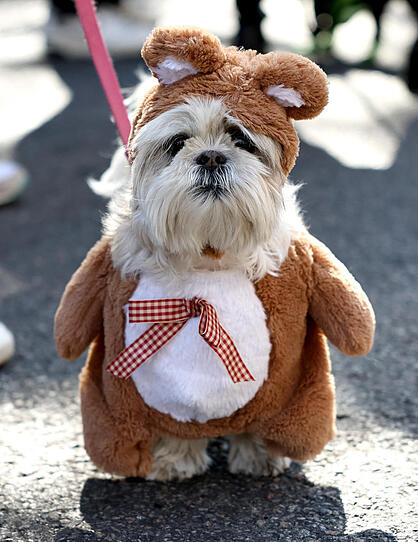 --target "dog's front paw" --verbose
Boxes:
[228,433,291,477]
[146,436,210,482]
